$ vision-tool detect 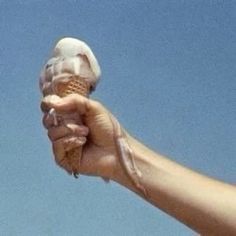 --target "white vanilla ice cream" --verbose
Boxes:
[39,37,101,96]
